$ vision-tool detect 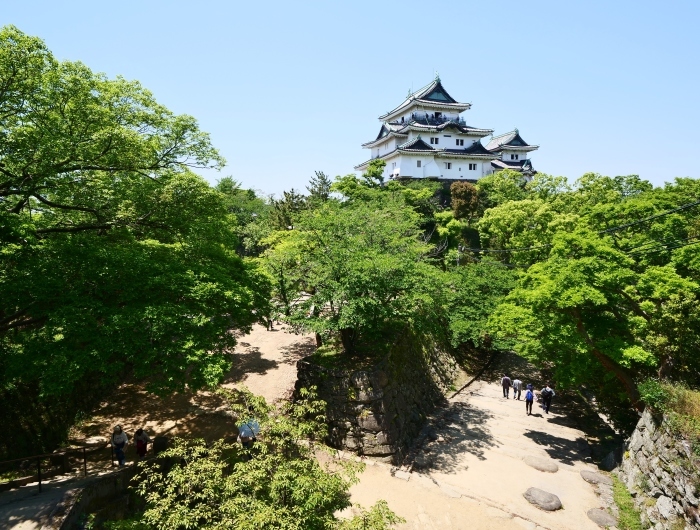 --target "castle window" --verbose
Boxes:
[456,139,464,146]
[430,137,439,145]
[469,163,477,171]
[417,160,422,167]
[445,162,452,169]
[510,154,519,160]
